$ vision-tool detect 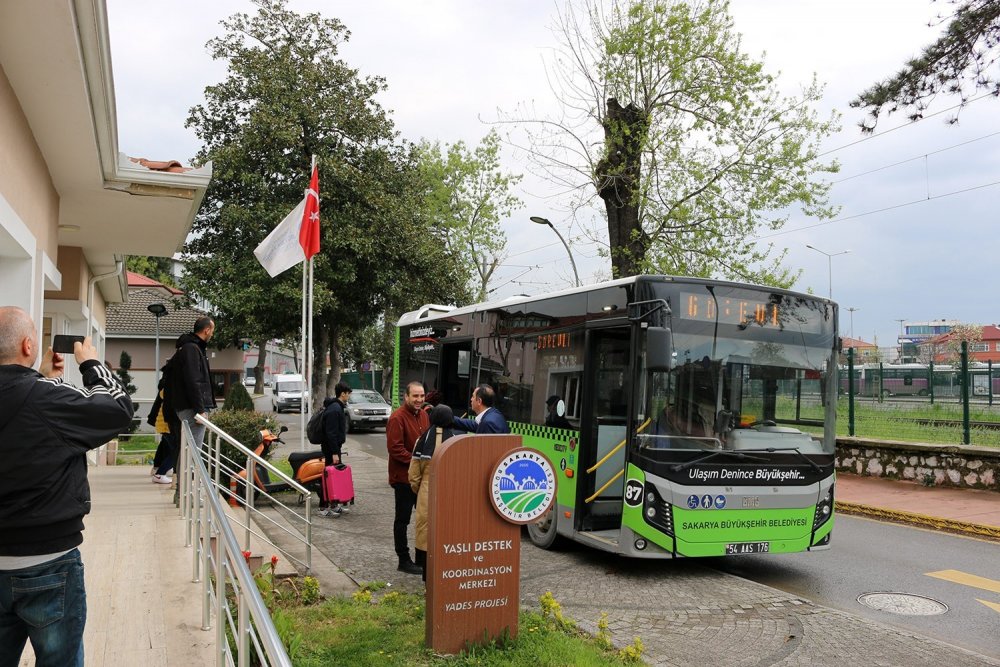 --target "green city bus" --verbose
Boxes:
[394,275,838,558]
